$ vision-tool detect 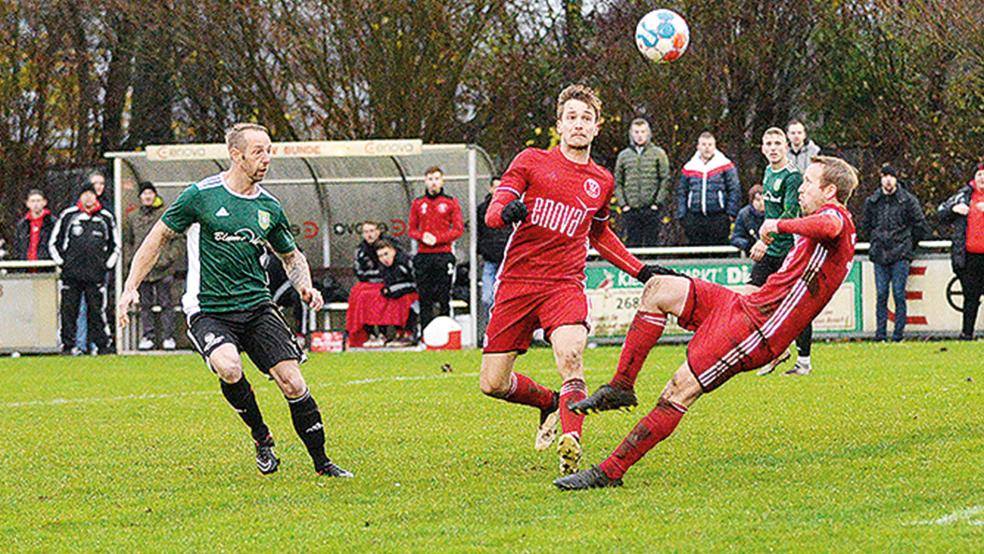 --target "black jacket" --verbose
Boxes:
[730,204,764,253]
[49,205,119,282]
[380,251,417,299]
[476,193,511,264]
[12,211,56,260]
[354,235,397,283]
[938,184,974,271]
[861,186,931,265]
